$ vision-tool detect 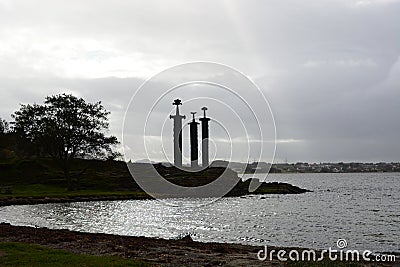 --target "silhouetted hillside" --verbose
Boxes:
[0,158,310,206]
